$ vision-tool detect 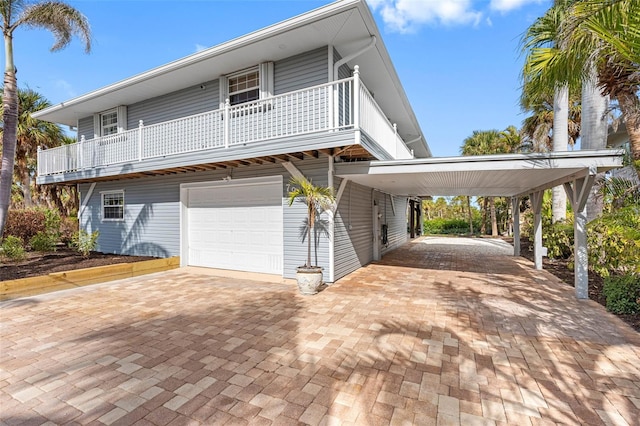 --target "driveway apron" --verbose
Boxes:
[1,237,639,425]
